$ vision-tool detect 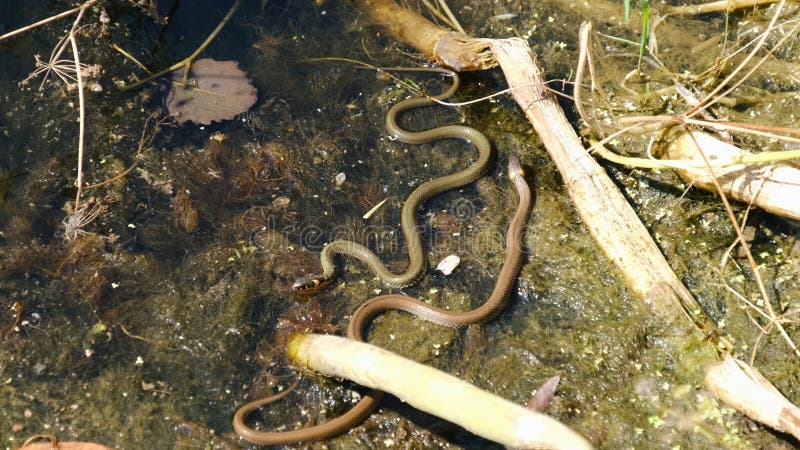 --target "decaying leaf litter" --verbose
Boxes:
[1,0,800,449]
